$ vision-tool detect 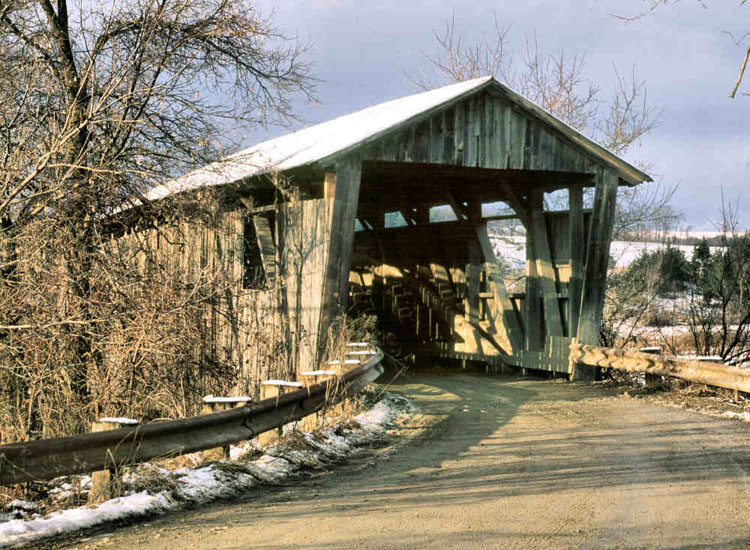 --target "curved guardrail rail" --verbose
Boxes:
[0,349,384,485]
[570,343,750,393]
